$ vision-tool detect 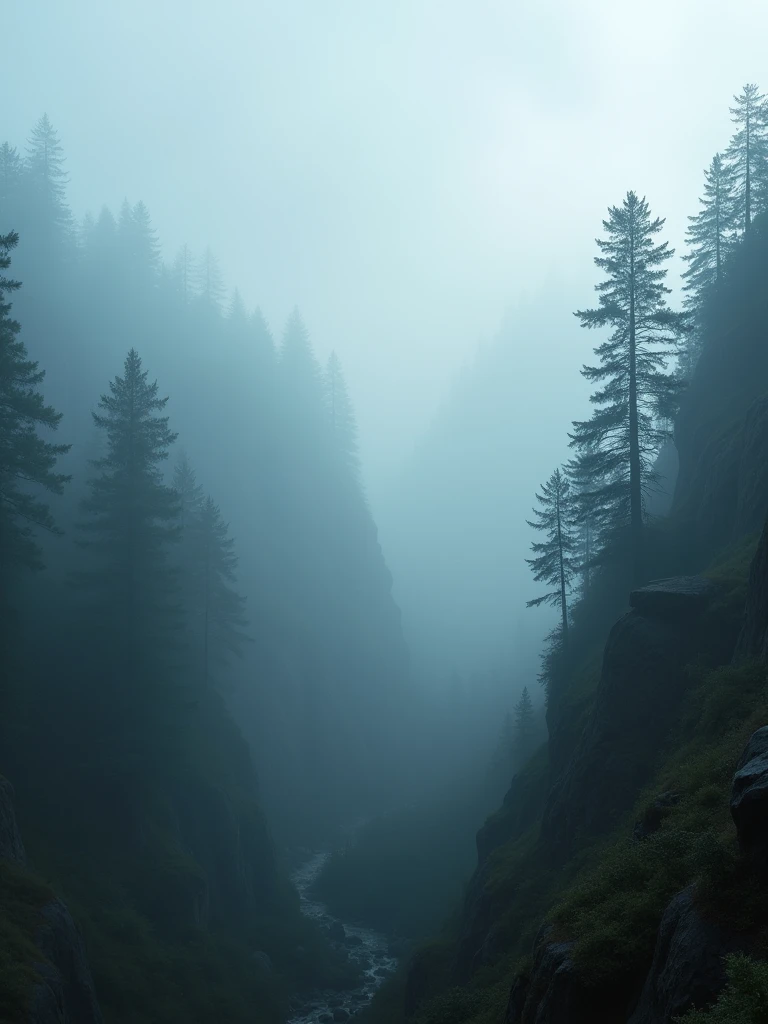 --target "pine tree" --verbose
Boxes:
[0,232,70,575]
[22,114,72,255]
[173,450,204,531]
[683,154,737,306]
[118,200,160,290]
[570,192,686,585]
[725,84,768,234]
[196,245,225,310]
[526,468,575,645]
[171,243,195,305]
[566,453,597,596]
[279,308,327,443]
[188,496,248,688]
[513,686,534,754]
[249,306,276,367]
[680,154,736,376]
[77,350,180,668]
[0,144,22,225]
[324,351,360,477]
